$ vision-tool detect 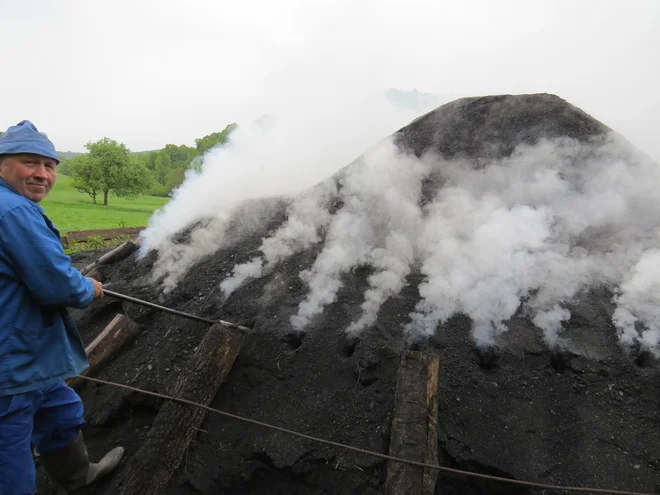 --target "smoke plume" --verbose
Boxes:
[219,180,337,297]
[142,104,660,354]
[406,136,660,349]
[140,94,423,291]
[613,250,660,351]
[291,139,429,331]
